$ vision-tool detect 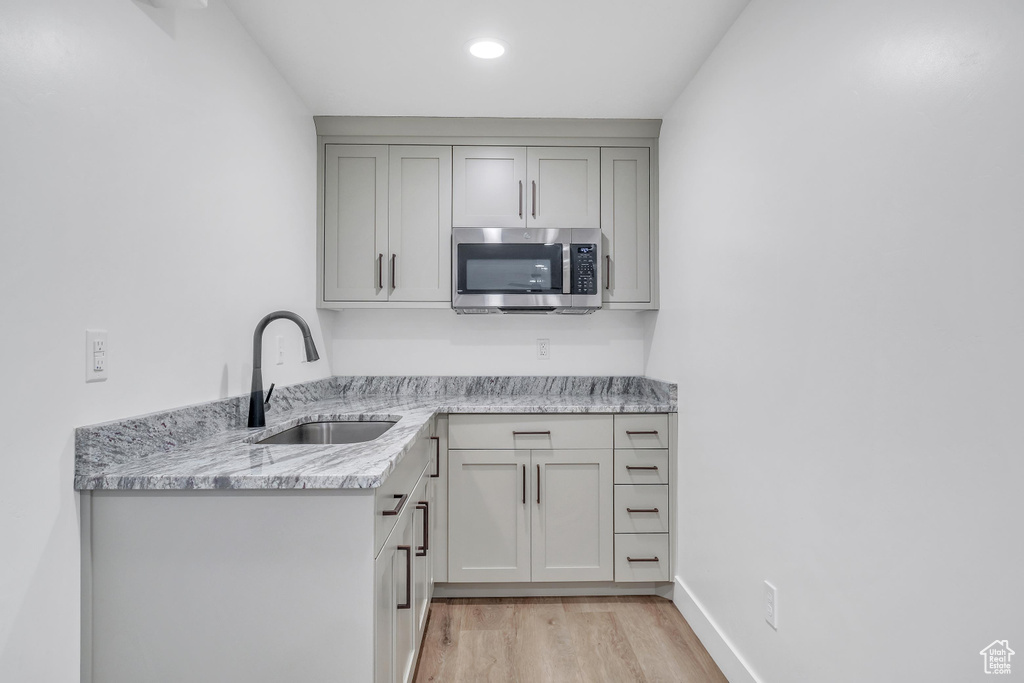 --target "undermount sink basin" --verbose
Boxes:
[256,421,397,445]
